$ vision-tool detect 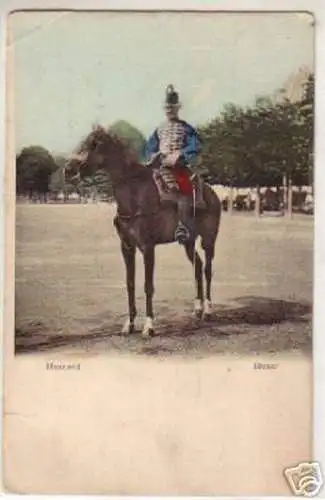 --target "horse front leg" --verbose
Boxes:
[142,246,155,338]
[121,241,137,335]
